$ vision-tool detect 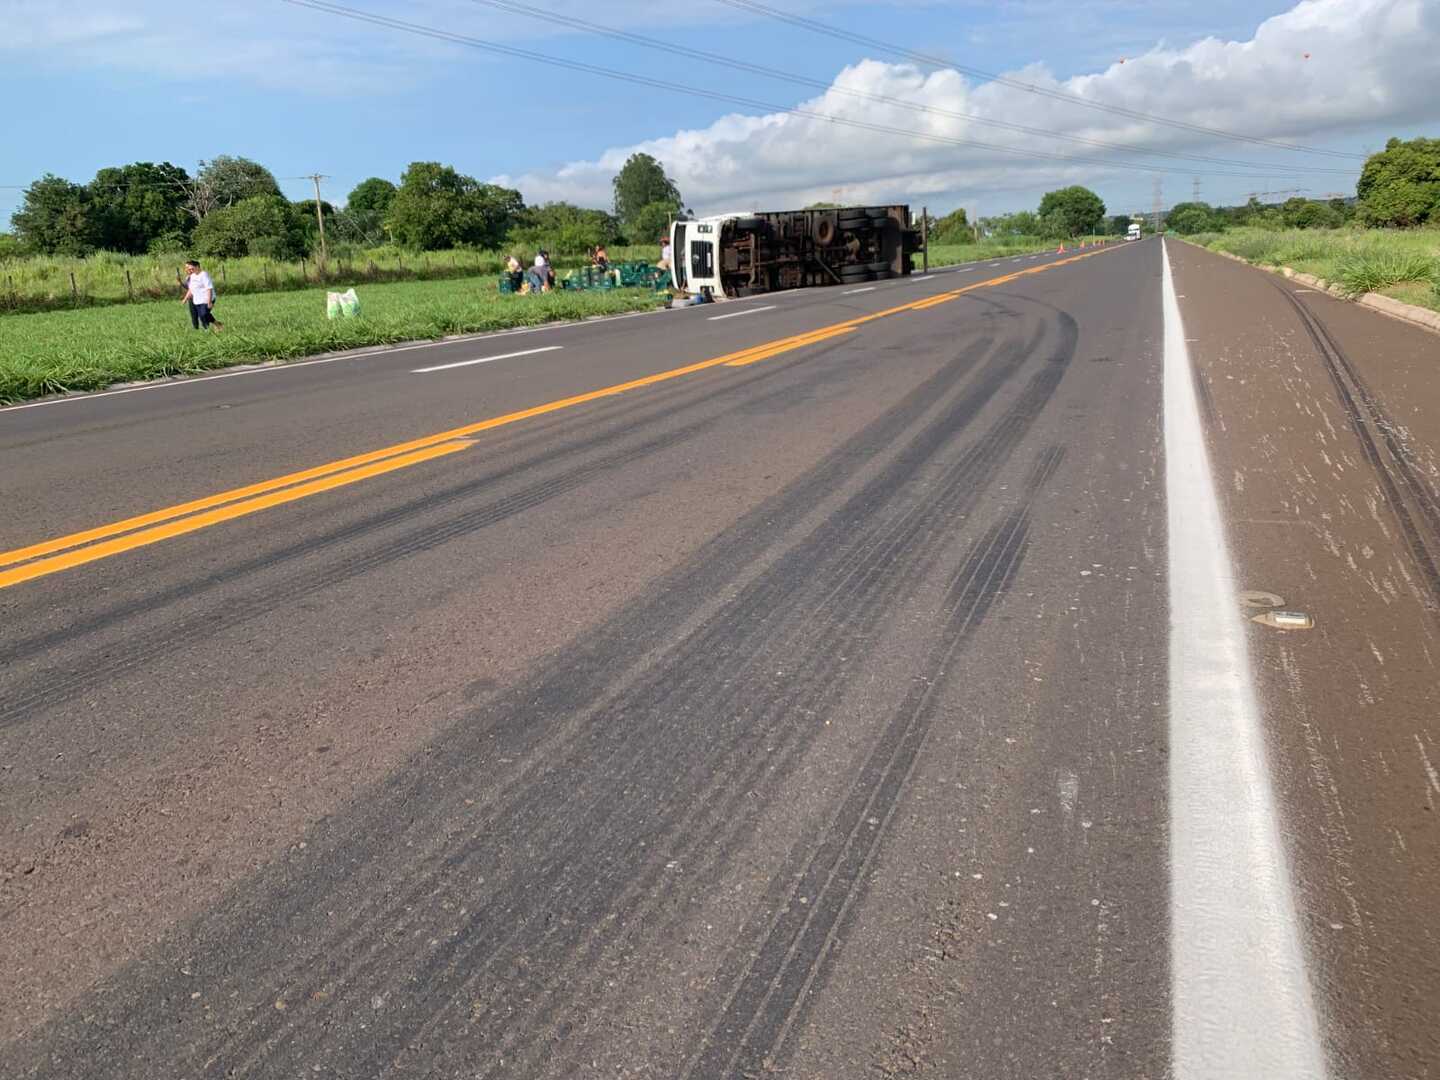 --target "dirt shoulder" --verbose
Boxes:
[1169,239,1440,1080]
